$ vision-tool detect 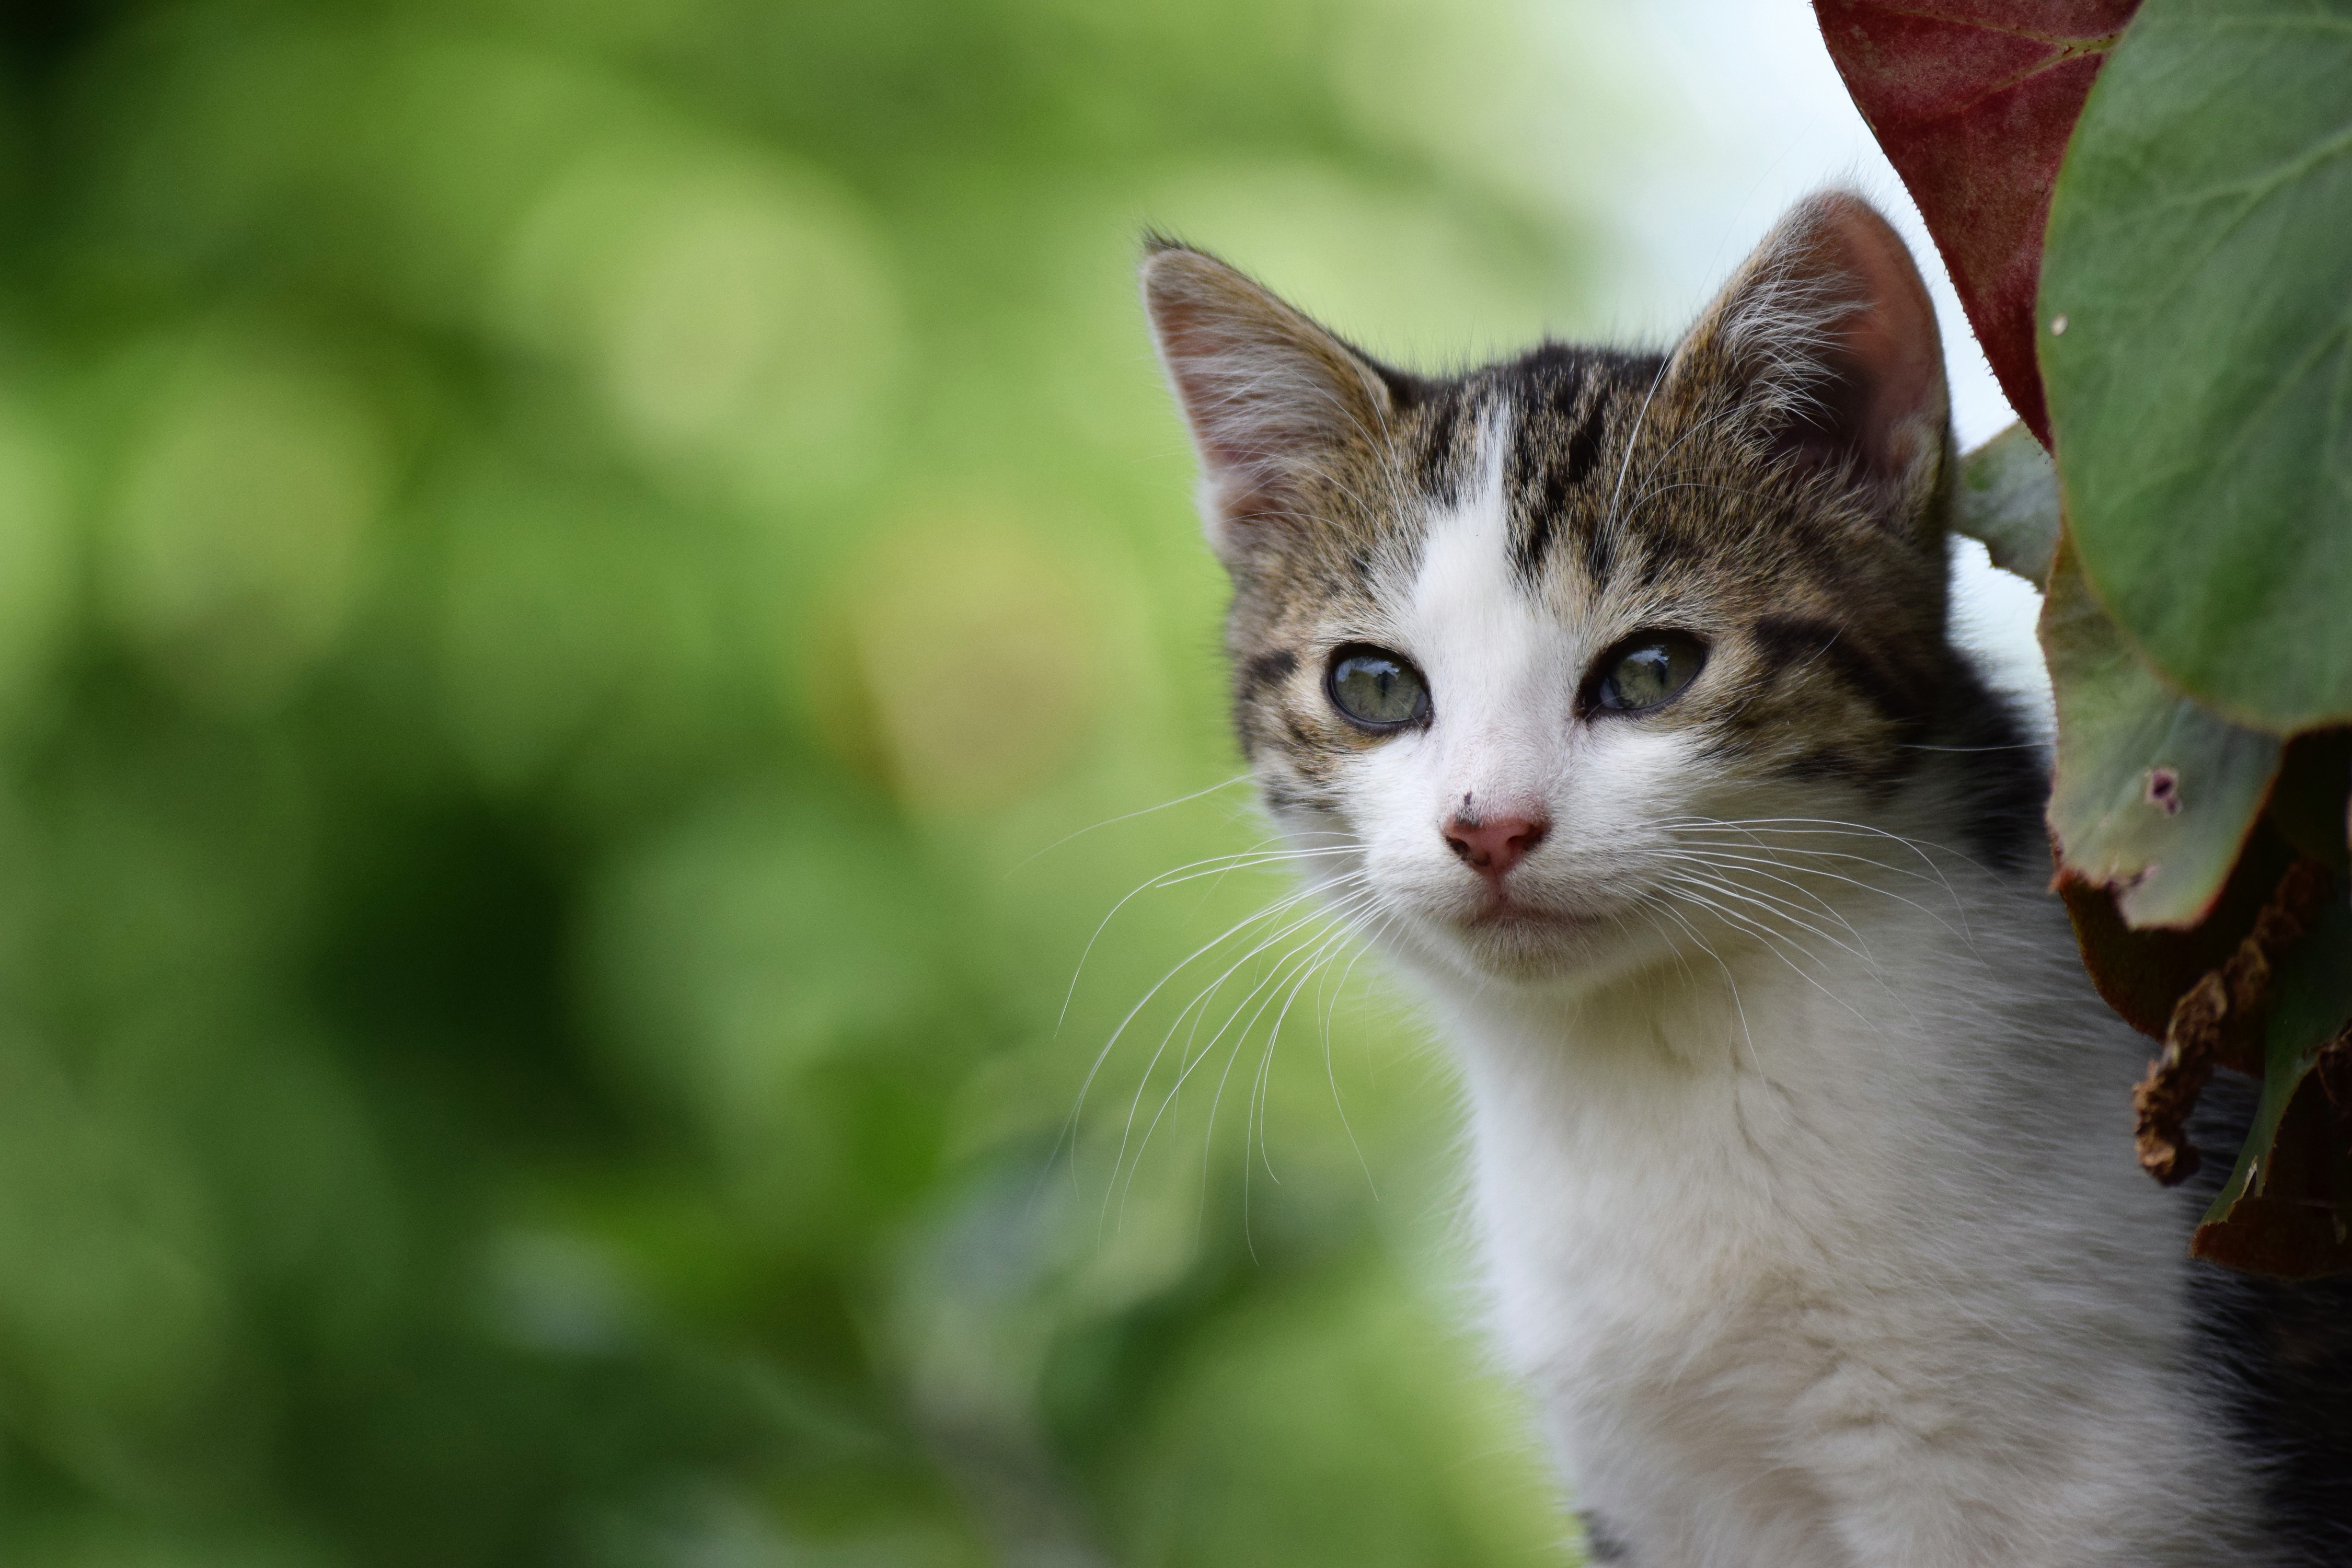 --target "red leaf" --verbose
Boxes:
[1813,1,2140,446]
